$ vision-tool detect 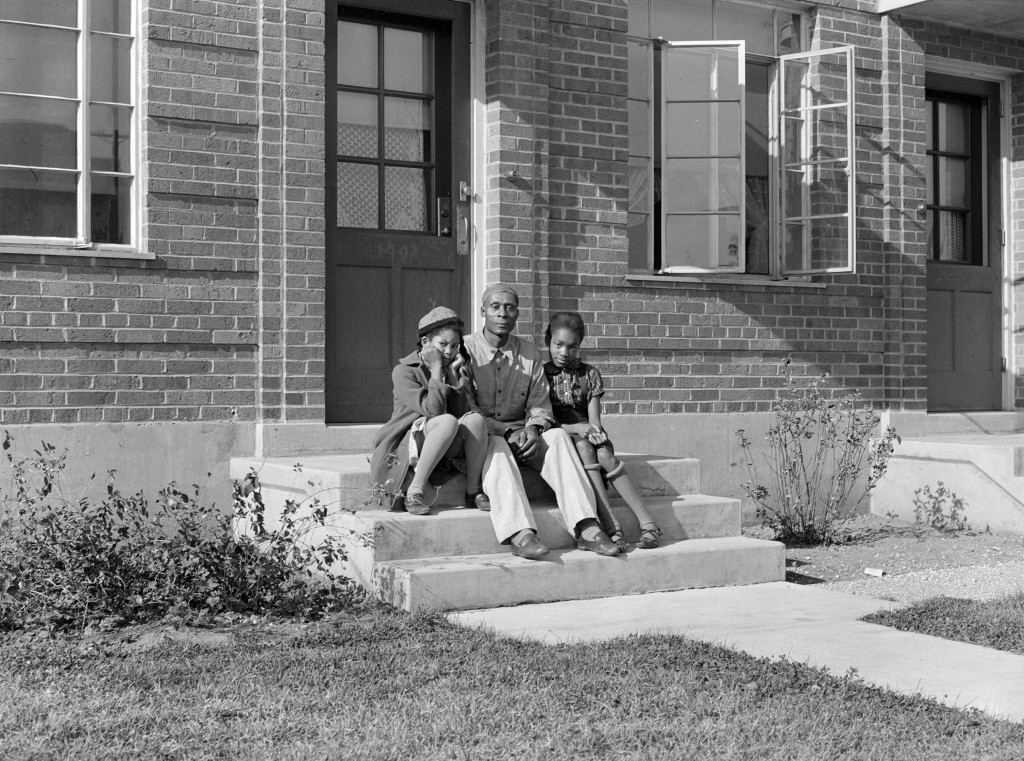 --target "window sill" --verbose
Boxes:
[0,244,155,261]
[624,272,826,289]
